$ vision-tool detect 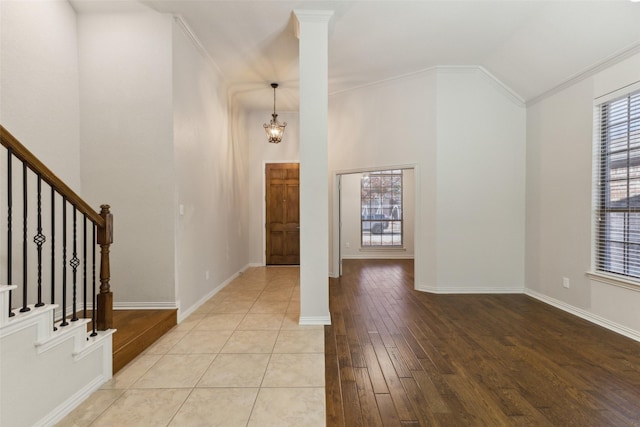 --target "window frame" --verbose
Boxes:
[360,169,404,248]
[593,87,640,283]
